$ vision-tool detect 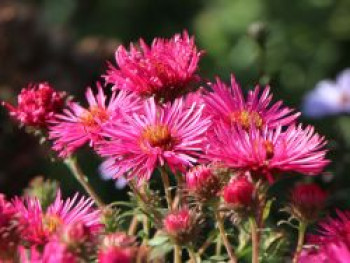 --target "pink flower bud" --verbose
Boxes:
[290,183,327,222]
[185,165,222,201]
[3,82,65,128]
[223,176,255,207]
